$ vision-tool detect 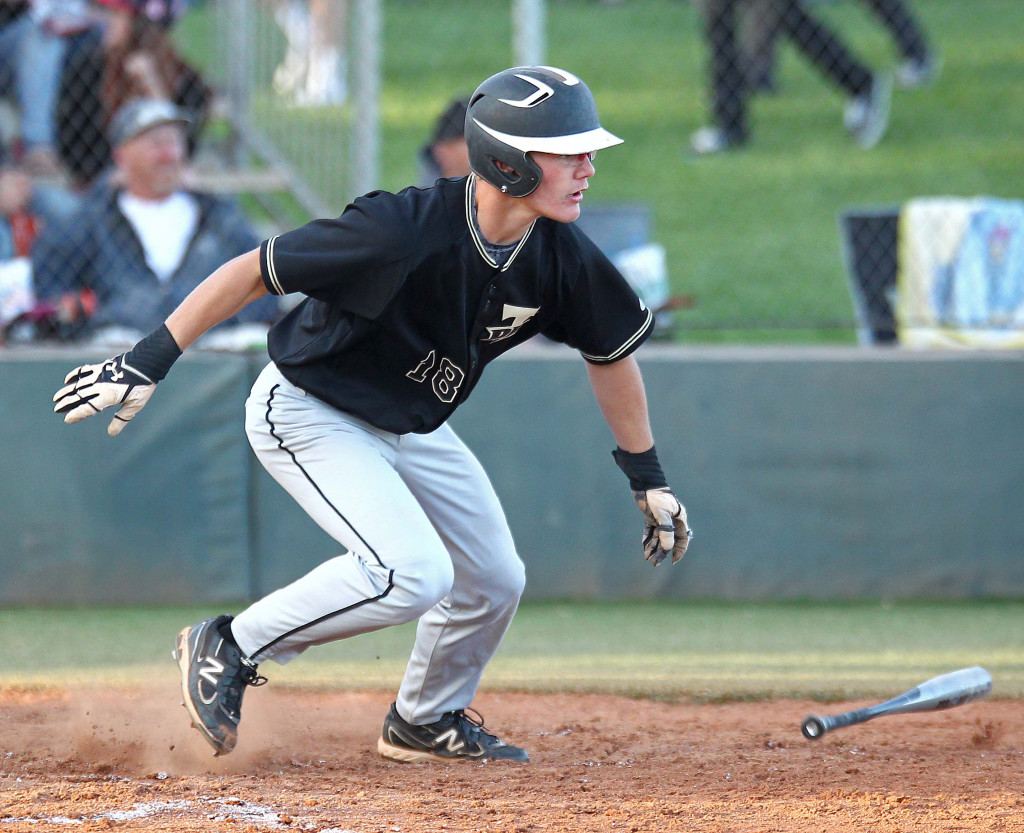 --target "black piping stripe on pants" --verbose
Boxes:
[251,383,396,659]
